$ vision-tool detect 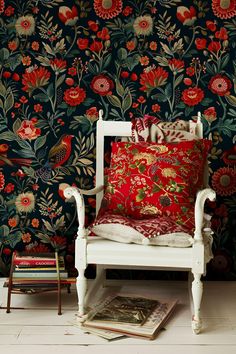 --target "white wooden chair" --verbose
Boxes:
[63,111,216,334]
